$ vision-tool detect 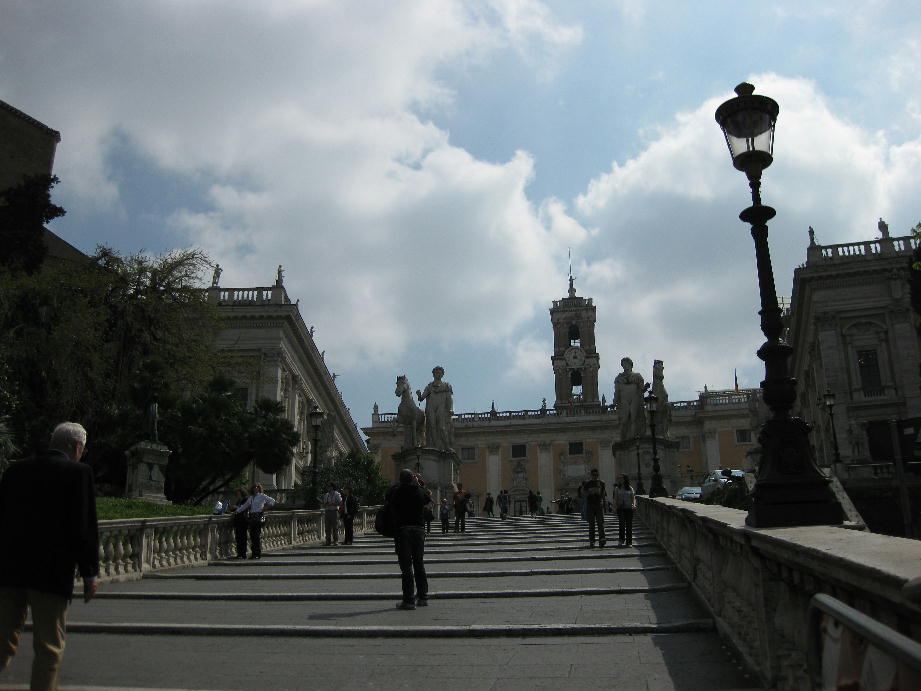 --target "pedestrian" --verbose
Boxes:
[422,488,435,534]
[497,489,510,519]
[388,468,429,610]
[580,468,607,548]
[615,474,637,547]
[229,487,249,559]
[527,489,537,517]
[439,499,451,533]
[342,487,359,545]
[536,491,544,516]
[0,422,99,690]
[453,483,470,533]
[233,483,276,559]
[213,499,225,514]
[483,492,494,518]
[321,484,343,545]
